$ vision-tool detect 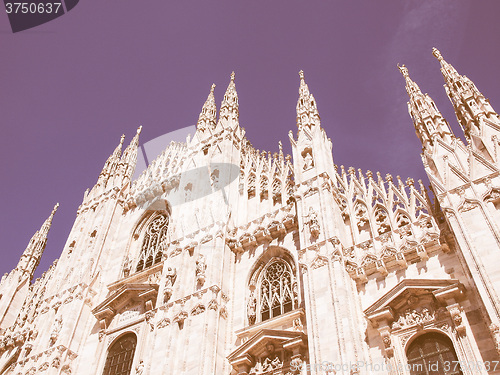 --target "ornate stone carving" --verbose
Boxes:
[447,304,465,335]
[196,255,207,285]
[392,307,434,329]
[191,304,205,316]
[145,311,155,331]
[157,318,170,329]
[306,207,320,237]
[49,316,63,345]
[135,360,145,375]
[122,257,132,278]
[51,357,61,368]
[163,267,177,303]
[247,290,257,325]
[489,323,500,354]
[302,150,314,170]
